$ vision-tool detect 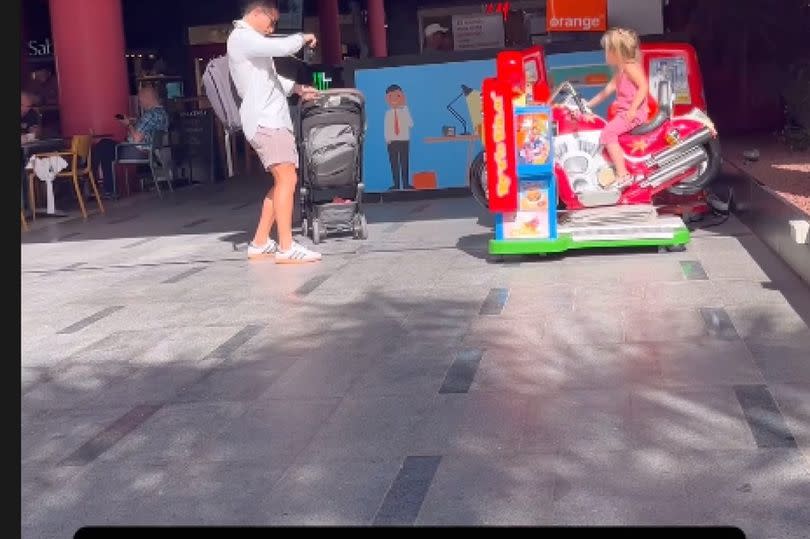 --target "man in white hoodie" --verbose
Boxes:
[228,0,321,264]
